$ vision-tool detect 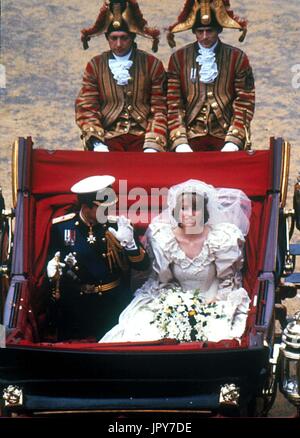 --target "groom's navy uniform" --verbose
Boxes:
[48,212,149,340]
